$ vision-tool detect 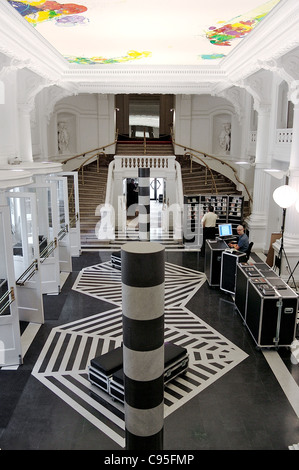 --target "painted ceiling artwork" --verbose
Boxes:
[8,0,281,65]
